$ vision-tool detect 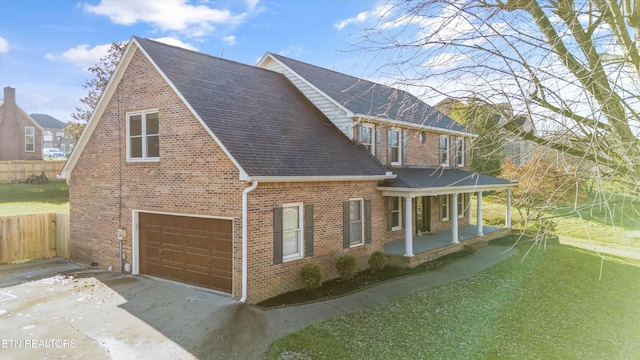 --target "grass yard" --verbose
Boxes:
[0,181,70,216]
[269,240,640,359]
